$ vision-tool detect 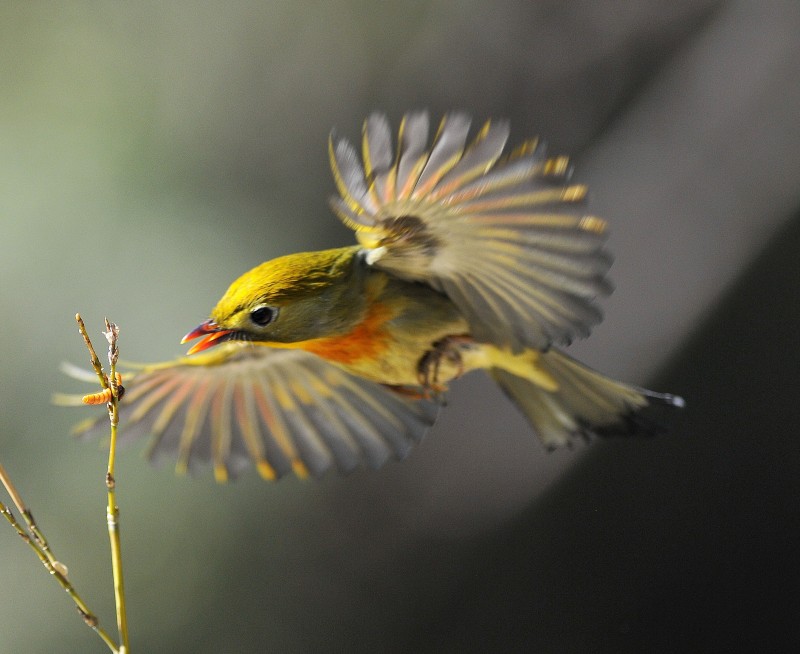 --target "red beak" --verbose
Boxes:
[181,320,234,355]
